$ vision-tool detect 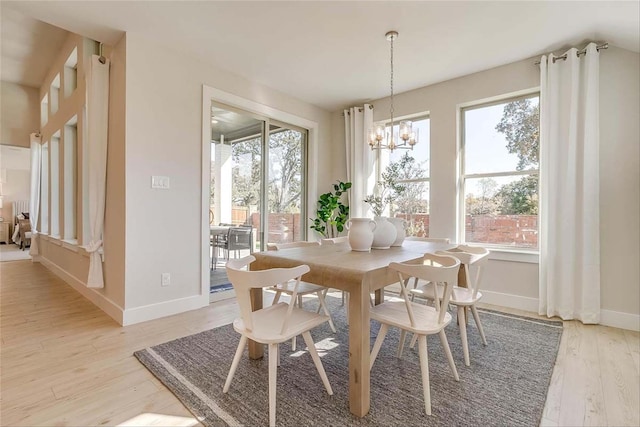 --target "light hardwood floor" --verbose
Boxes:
[1,260,638,426]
